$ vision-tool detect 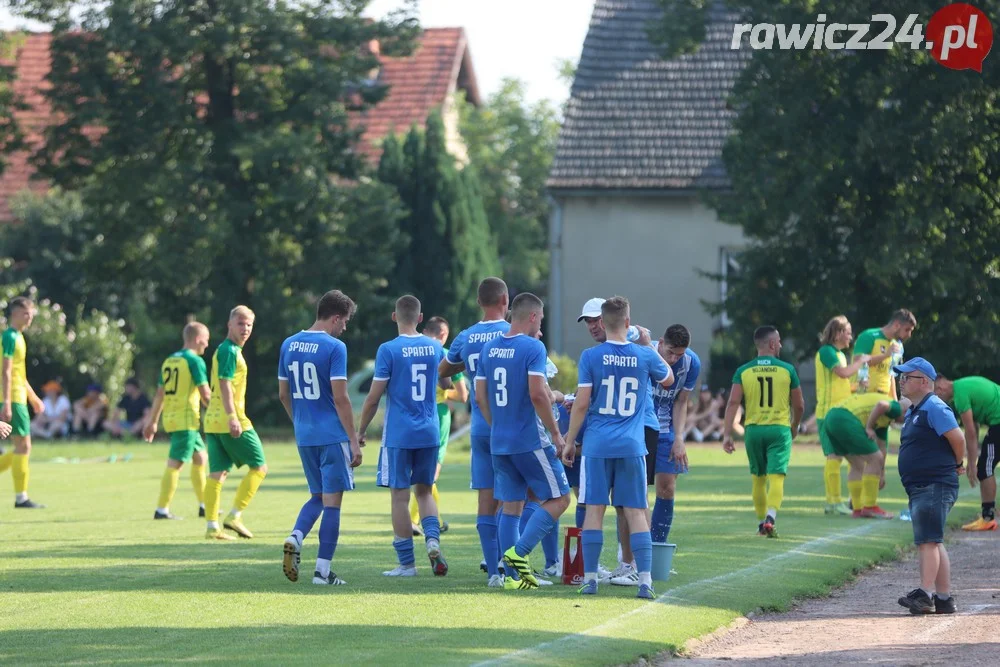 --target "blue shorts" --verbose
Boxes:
[470,434,495,490]
[298,443,355,494]
[563,449,581,488]
[655,432,688,476]
[376,446,437,489]
[493,446,571,503]
[578,455,648,509]
[907,482,958,544]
